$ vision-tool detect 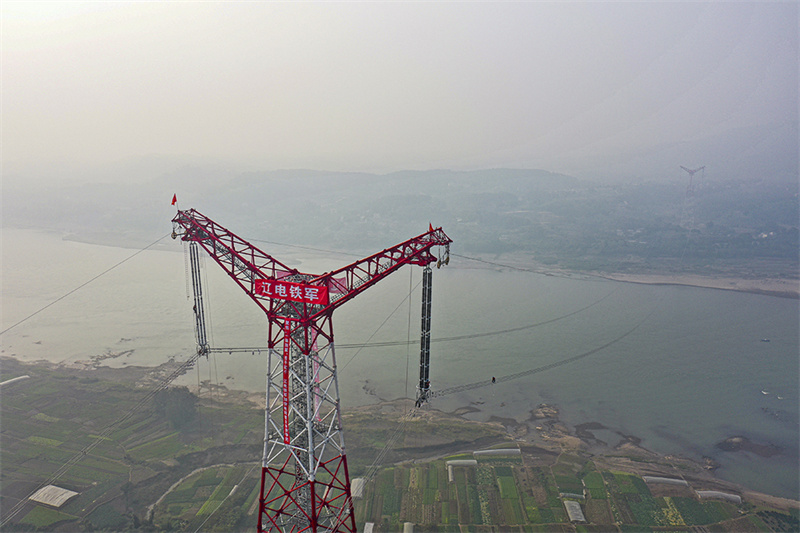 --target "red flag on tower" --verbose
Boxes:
[171,194,177,206]
[429,223,434,232]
